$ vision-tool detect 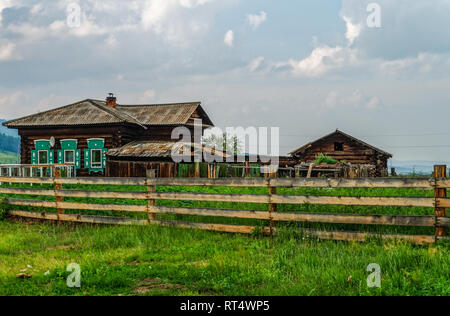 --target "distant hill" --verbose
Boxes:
[0,120,20,156]
[390,160,450,175]
[0,119,18,137]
